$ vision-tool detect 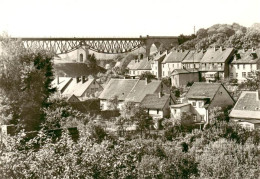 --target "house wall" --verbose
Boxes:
[81,80,103,98]
[162,62,182,78]
[229,63,258,83]
[100,99,125,111]
[187,99,208,122]
[182,63,200,69]
[209,85,234,109]
[148,109,163,118]
[230,118,260,130]
[151,60,161,79]
[171,72,199,87]
[170,105,191,119]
